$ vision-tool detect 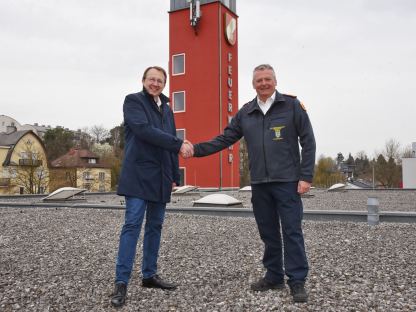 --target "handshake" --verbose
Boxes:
[180,140,194,159]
